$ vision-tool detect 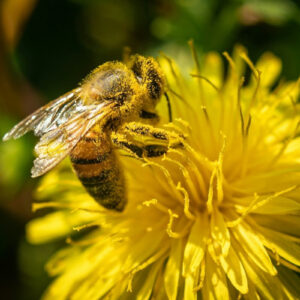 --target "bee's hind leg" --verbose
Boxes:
[112,122,184,158]
[123,122,184,148]
[111,132,168,159]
